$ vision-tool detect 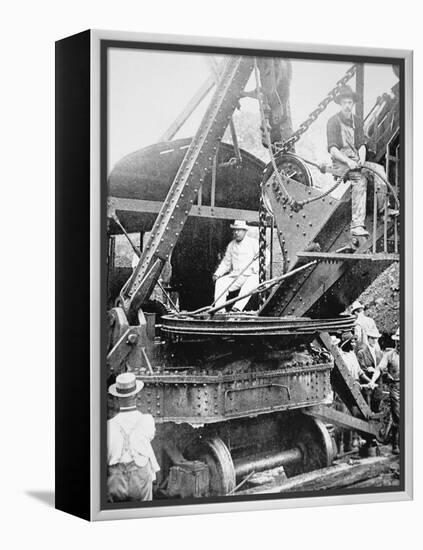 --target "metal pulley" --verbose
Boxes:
[261,153,313,216]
